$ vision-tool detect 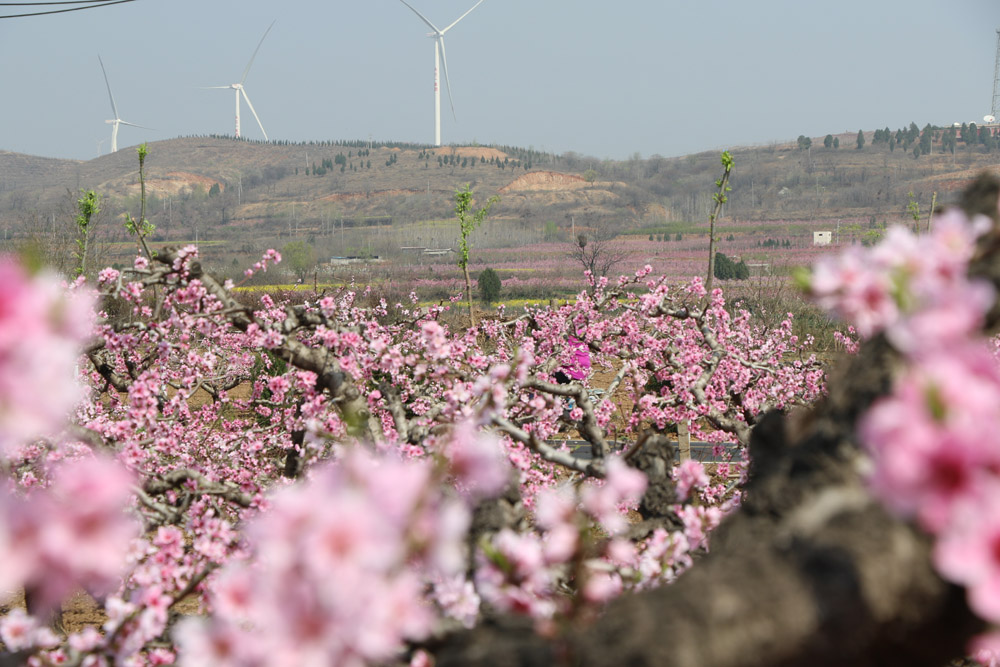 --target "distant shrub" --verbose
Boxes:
[714,252,749,281]
[478,267,502,304]
[736,260,750,279]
